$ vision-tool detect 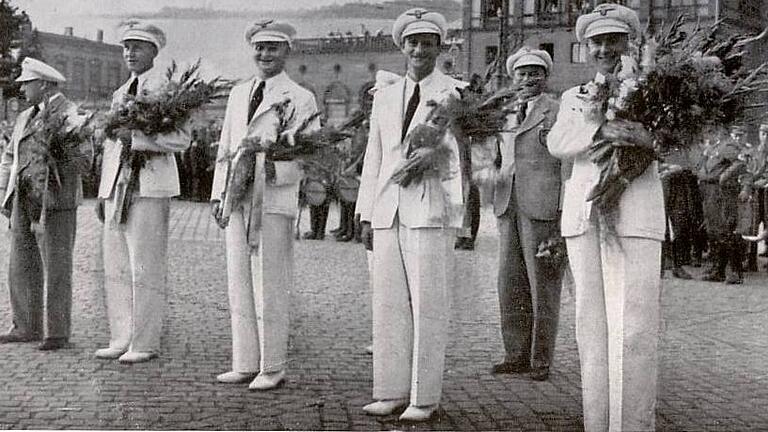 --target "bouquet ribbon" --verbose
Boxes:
[220,150,266,254]
[245,152,266,253]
